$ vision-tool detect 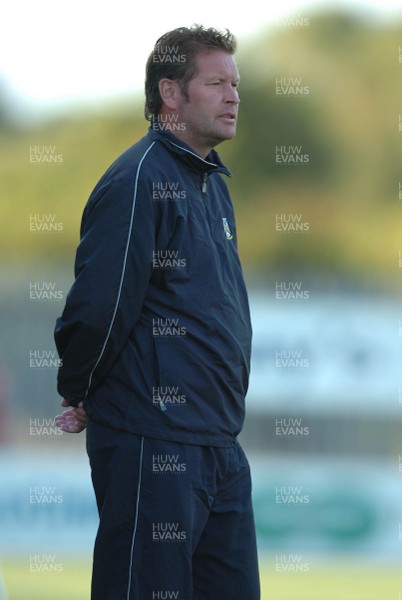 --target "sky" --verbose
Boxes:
[1,0,402,119]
